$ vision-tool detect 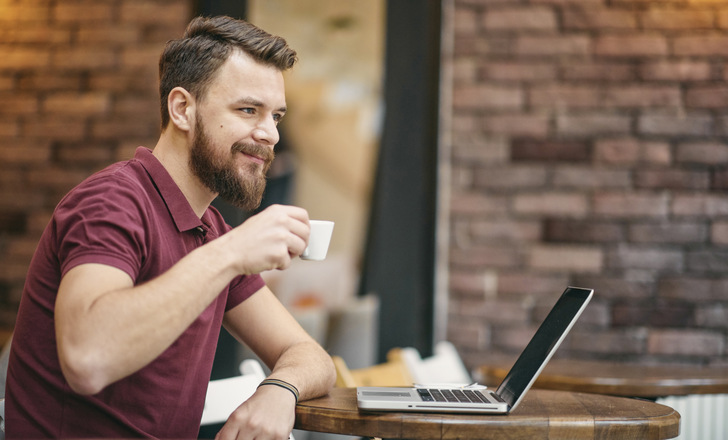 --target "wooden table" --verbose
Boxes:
[294,387,680,439]
[476,359,728,398]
